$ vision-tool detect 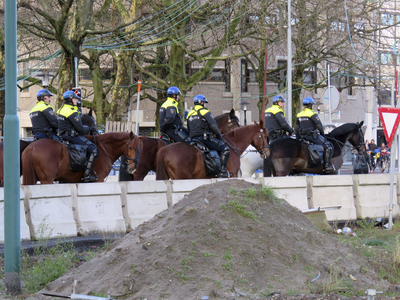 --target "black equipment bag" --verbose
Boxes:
[307,144,324,168]
[67,144,88,172]
[202,150,221,177]
[190,140,221,176]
